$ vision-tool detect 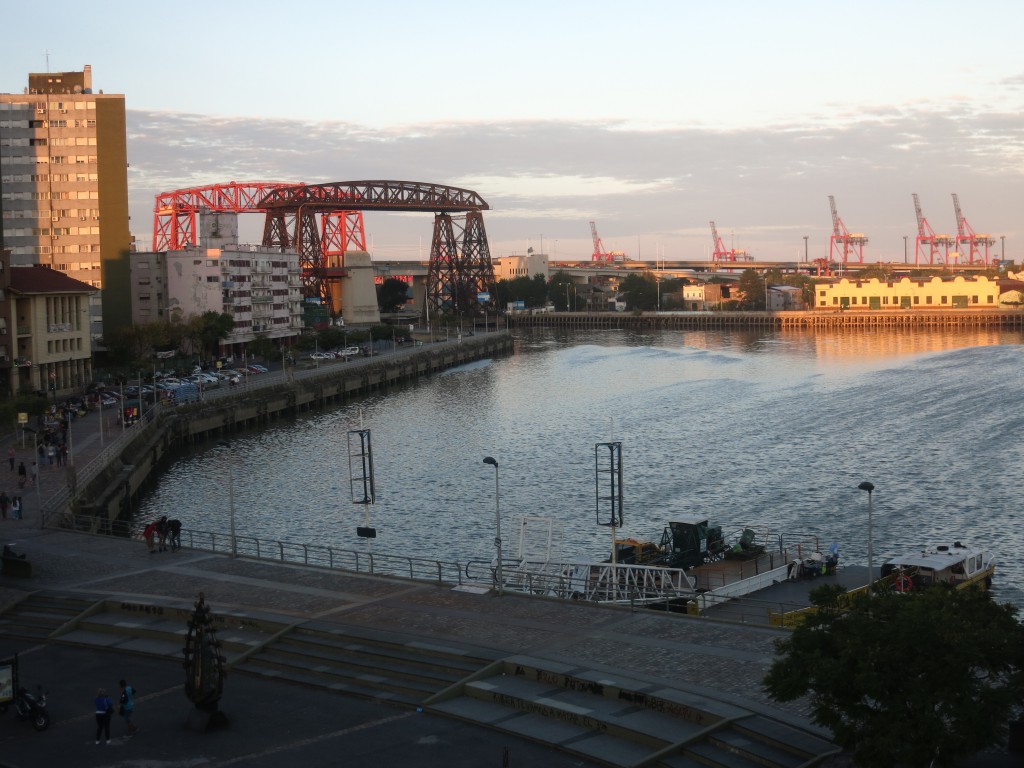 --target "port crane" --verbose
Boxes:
[590,221,625,262]
[828,195,868,264]
[952,194,995,265]
[709,221,748,262]
[913,193,955,266]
